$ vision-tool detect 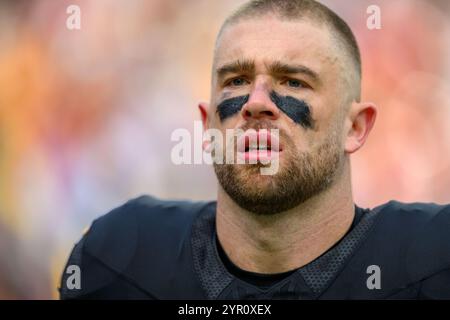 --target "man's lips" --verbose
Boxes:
[236,129,282,162]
